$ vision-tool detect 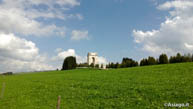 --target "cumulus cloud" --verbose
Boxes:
[55,48,63,53]
[132,0,193,56]
[157,0,193,10]
[53,49,76,60]
[0,0,81,37]
[71,30,89,40]
[0,33,54,73]
[52,49,86,62]
[0,0,86,73]
[0,0,94,73]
